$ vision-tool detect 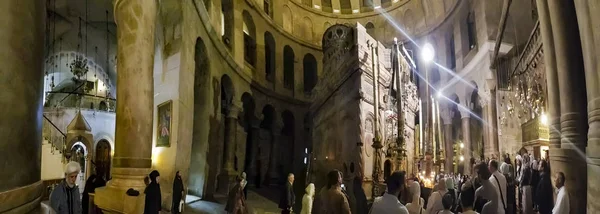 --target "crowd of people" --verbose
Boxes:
[242,153,569,214]
[48,152,571,214]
